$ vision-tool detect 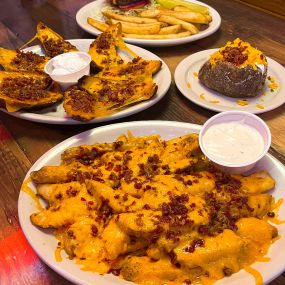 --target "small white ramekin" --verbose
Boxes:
[199,111,271,174]
[44,51,91,89]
